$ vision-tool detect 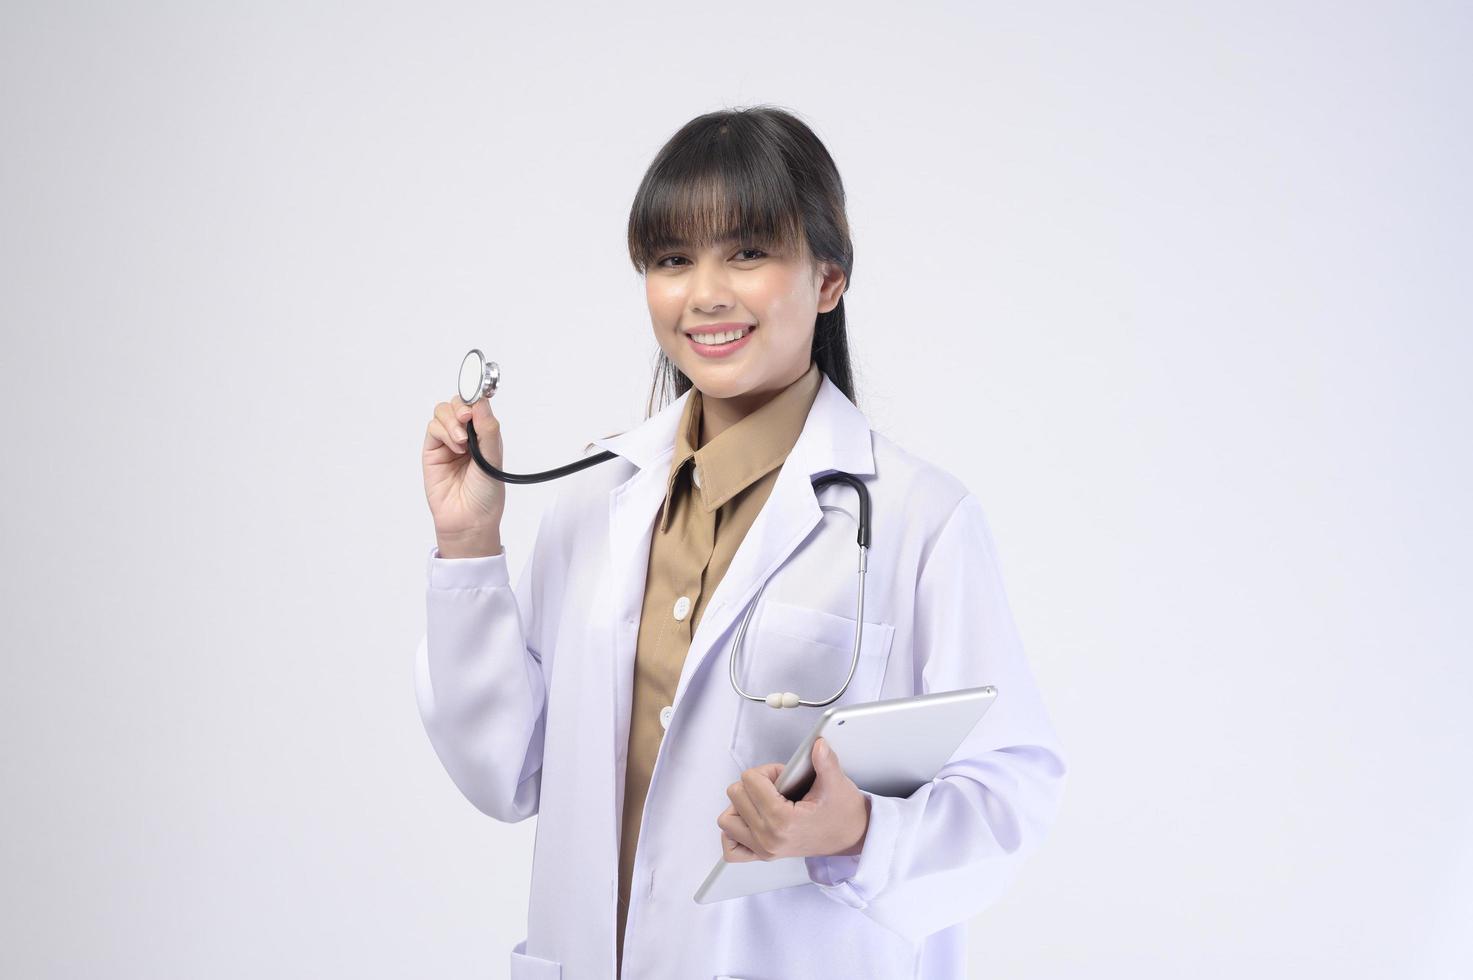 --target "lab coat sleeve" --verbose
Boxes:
[413,494,563,824]
[802,491,1068,943]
